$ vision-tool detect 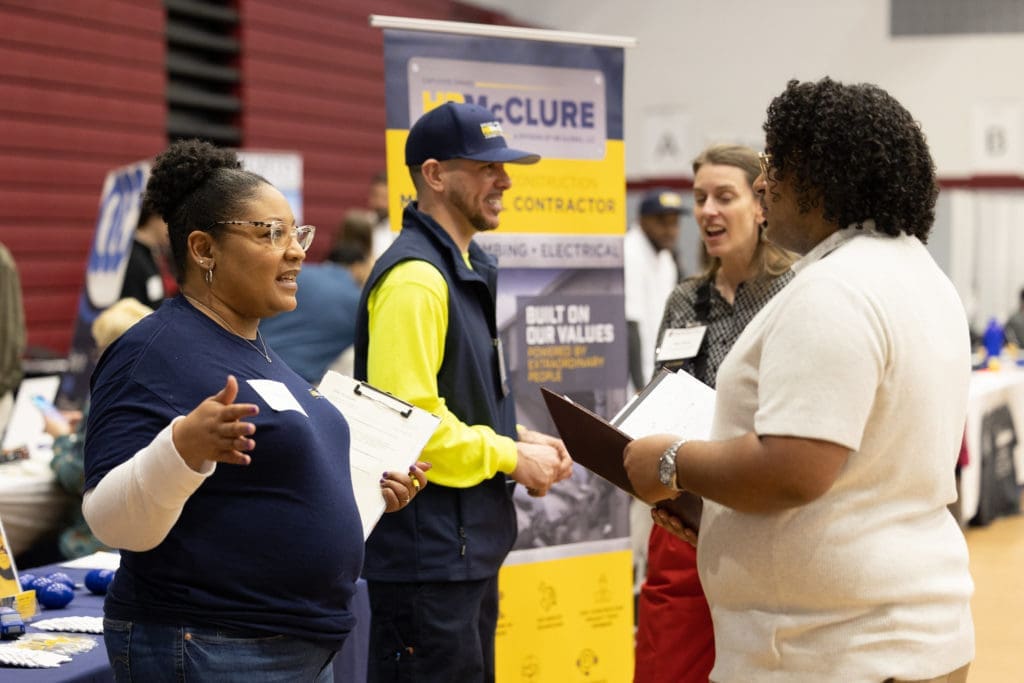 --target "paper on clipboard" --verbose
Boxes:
[318,371,440,540]
[612,368,716,440]
[541,368,715,531]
